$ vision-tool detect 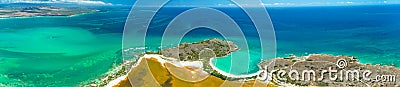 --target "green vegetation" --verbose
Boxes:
[145,51,159,54]
[160,38,238,61]
[210,70,227,80]
[318,82,328,86]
